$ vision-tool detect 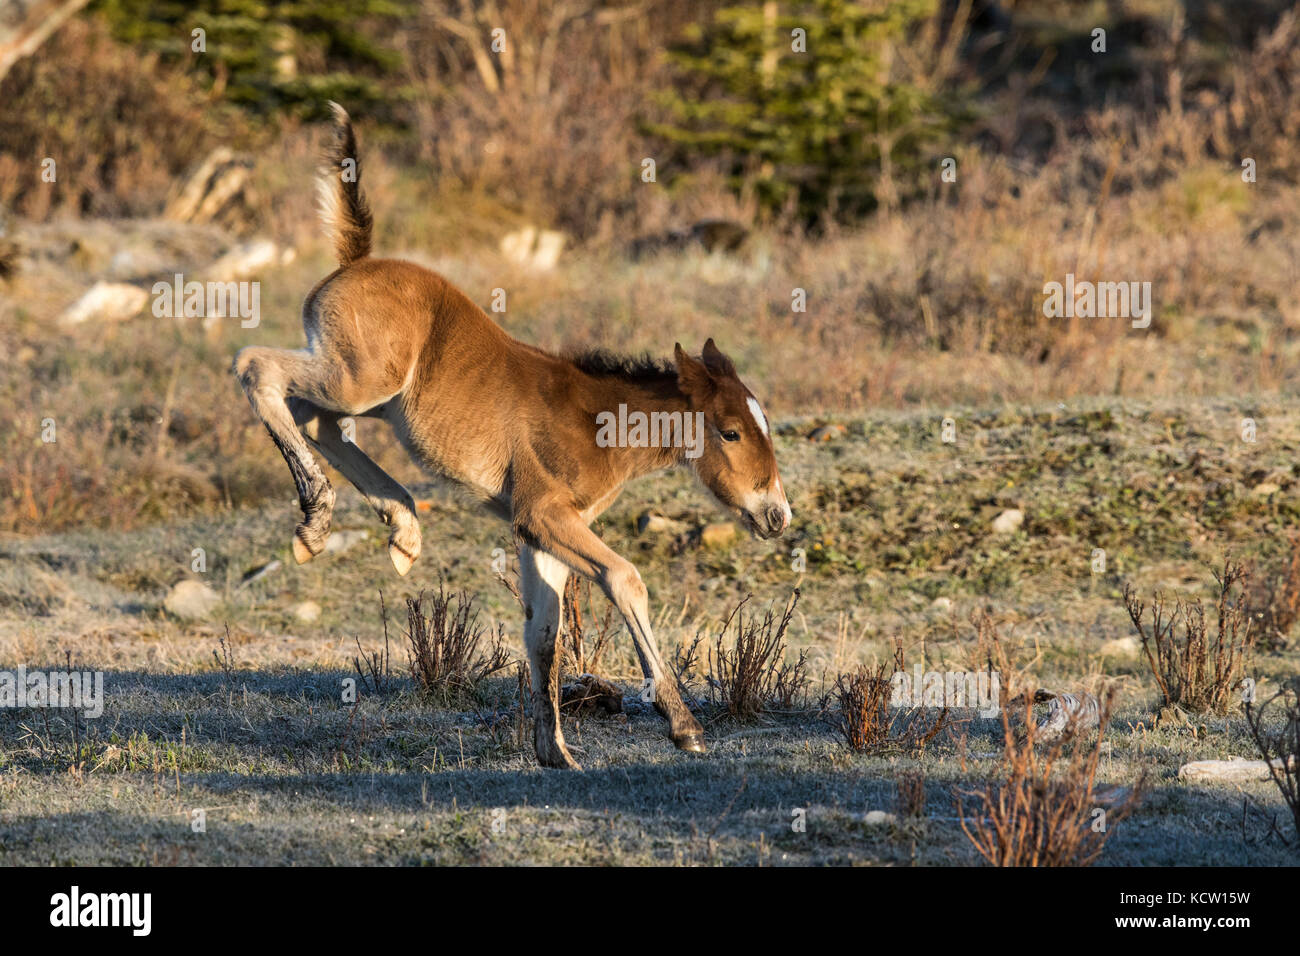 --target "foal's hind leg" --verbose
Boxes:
[234,347,337,561]
[519,544,580,769]
[289,399,422,575]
